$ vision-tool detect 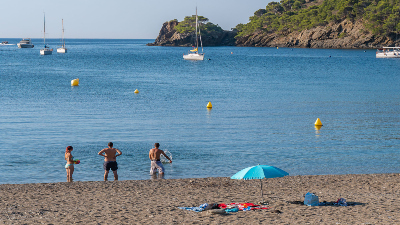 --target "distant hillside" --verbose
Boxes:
[235,0,400,48]
[147,16,236,47]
